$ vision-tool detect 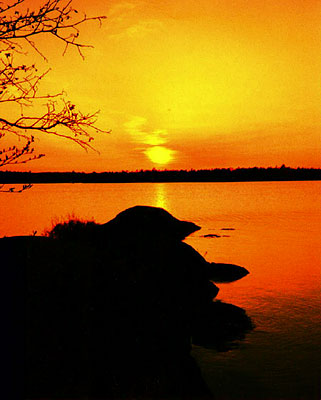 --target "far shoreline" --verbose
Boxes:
[0,166,320,184]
